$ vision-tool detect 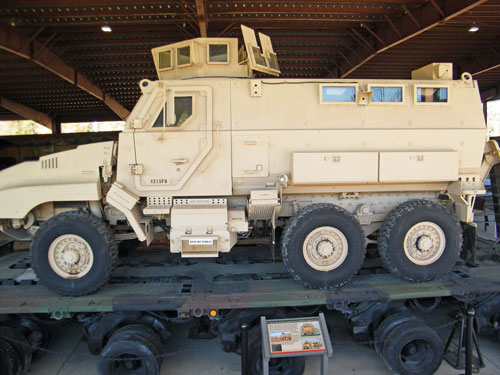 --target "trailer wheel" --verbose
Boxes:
[281,204,366,289]
[373,313,419,355]
[0,337,21,375]
[381,321,443,375]
[106,324,163,366]
[475,295,500,336]
[248,326,305,375]
[0,326,32,374]
[31,211,118,296]
[98,333,160,375]
[378,200,461,281]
